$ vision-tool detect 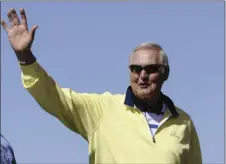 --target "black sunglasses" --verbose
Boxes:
[129,64,165,75]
